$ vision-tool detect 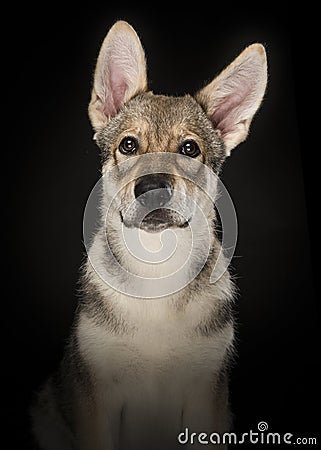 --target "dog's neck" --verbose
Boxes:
[86,209,218,300]
[82,220,233,335]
